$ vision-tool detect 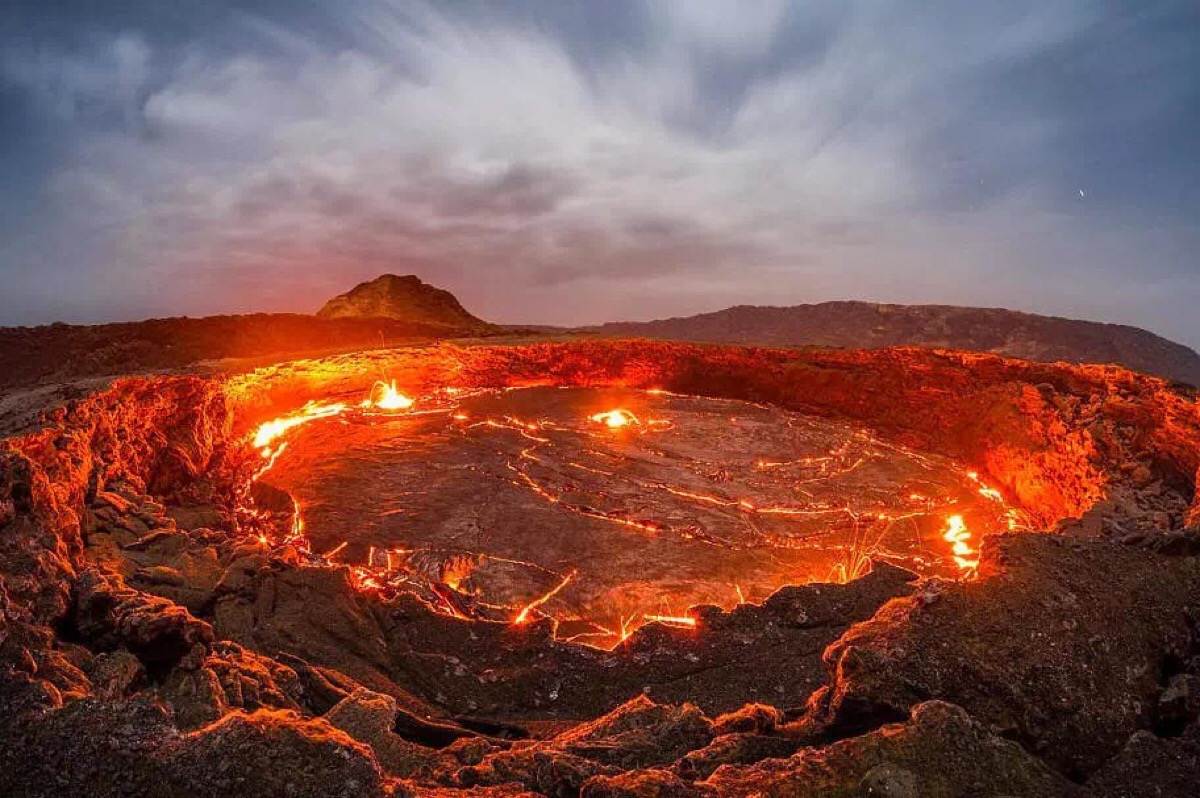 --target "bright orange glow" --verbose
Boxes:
[977,485,1004,502]
[643,613,697,628]
[943,514,978,571]
[288,496,305,544]
[239,382,1023,651]
[615,614,639,644]
[965,469,1005,502]
[363,380,414,411]
[513,570,576,625]
[252,401,347,455]
[441,556,478,592]
[590,408,638,428]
